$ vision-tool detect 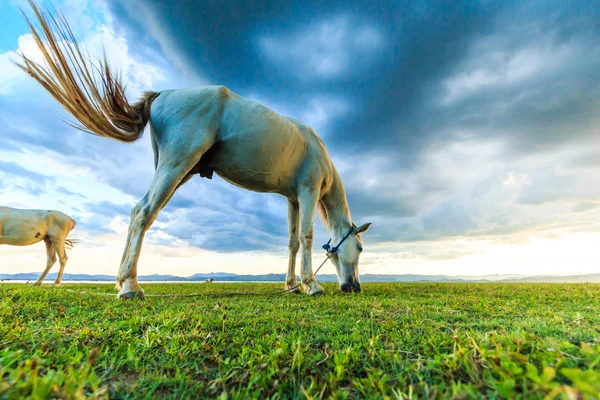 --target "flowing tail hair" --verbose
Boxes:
[15,0,158,142]
[65,238,78,250]
[65,218,77,250]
